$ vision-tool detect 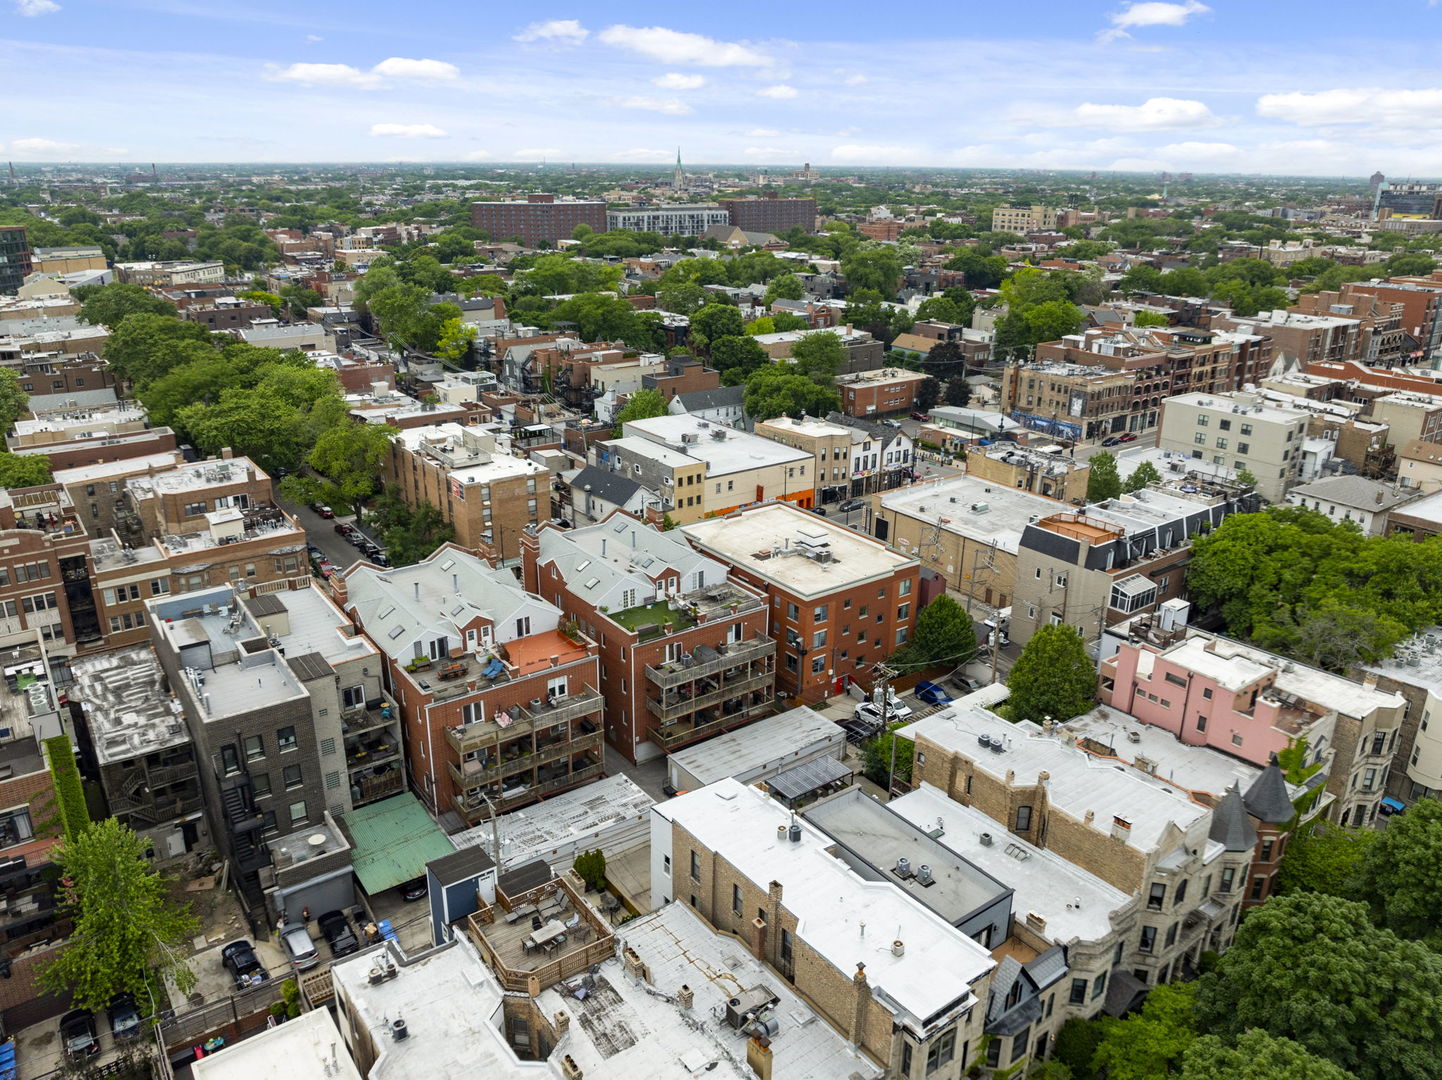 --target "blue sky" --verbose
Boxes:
[4,0,1441,174]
